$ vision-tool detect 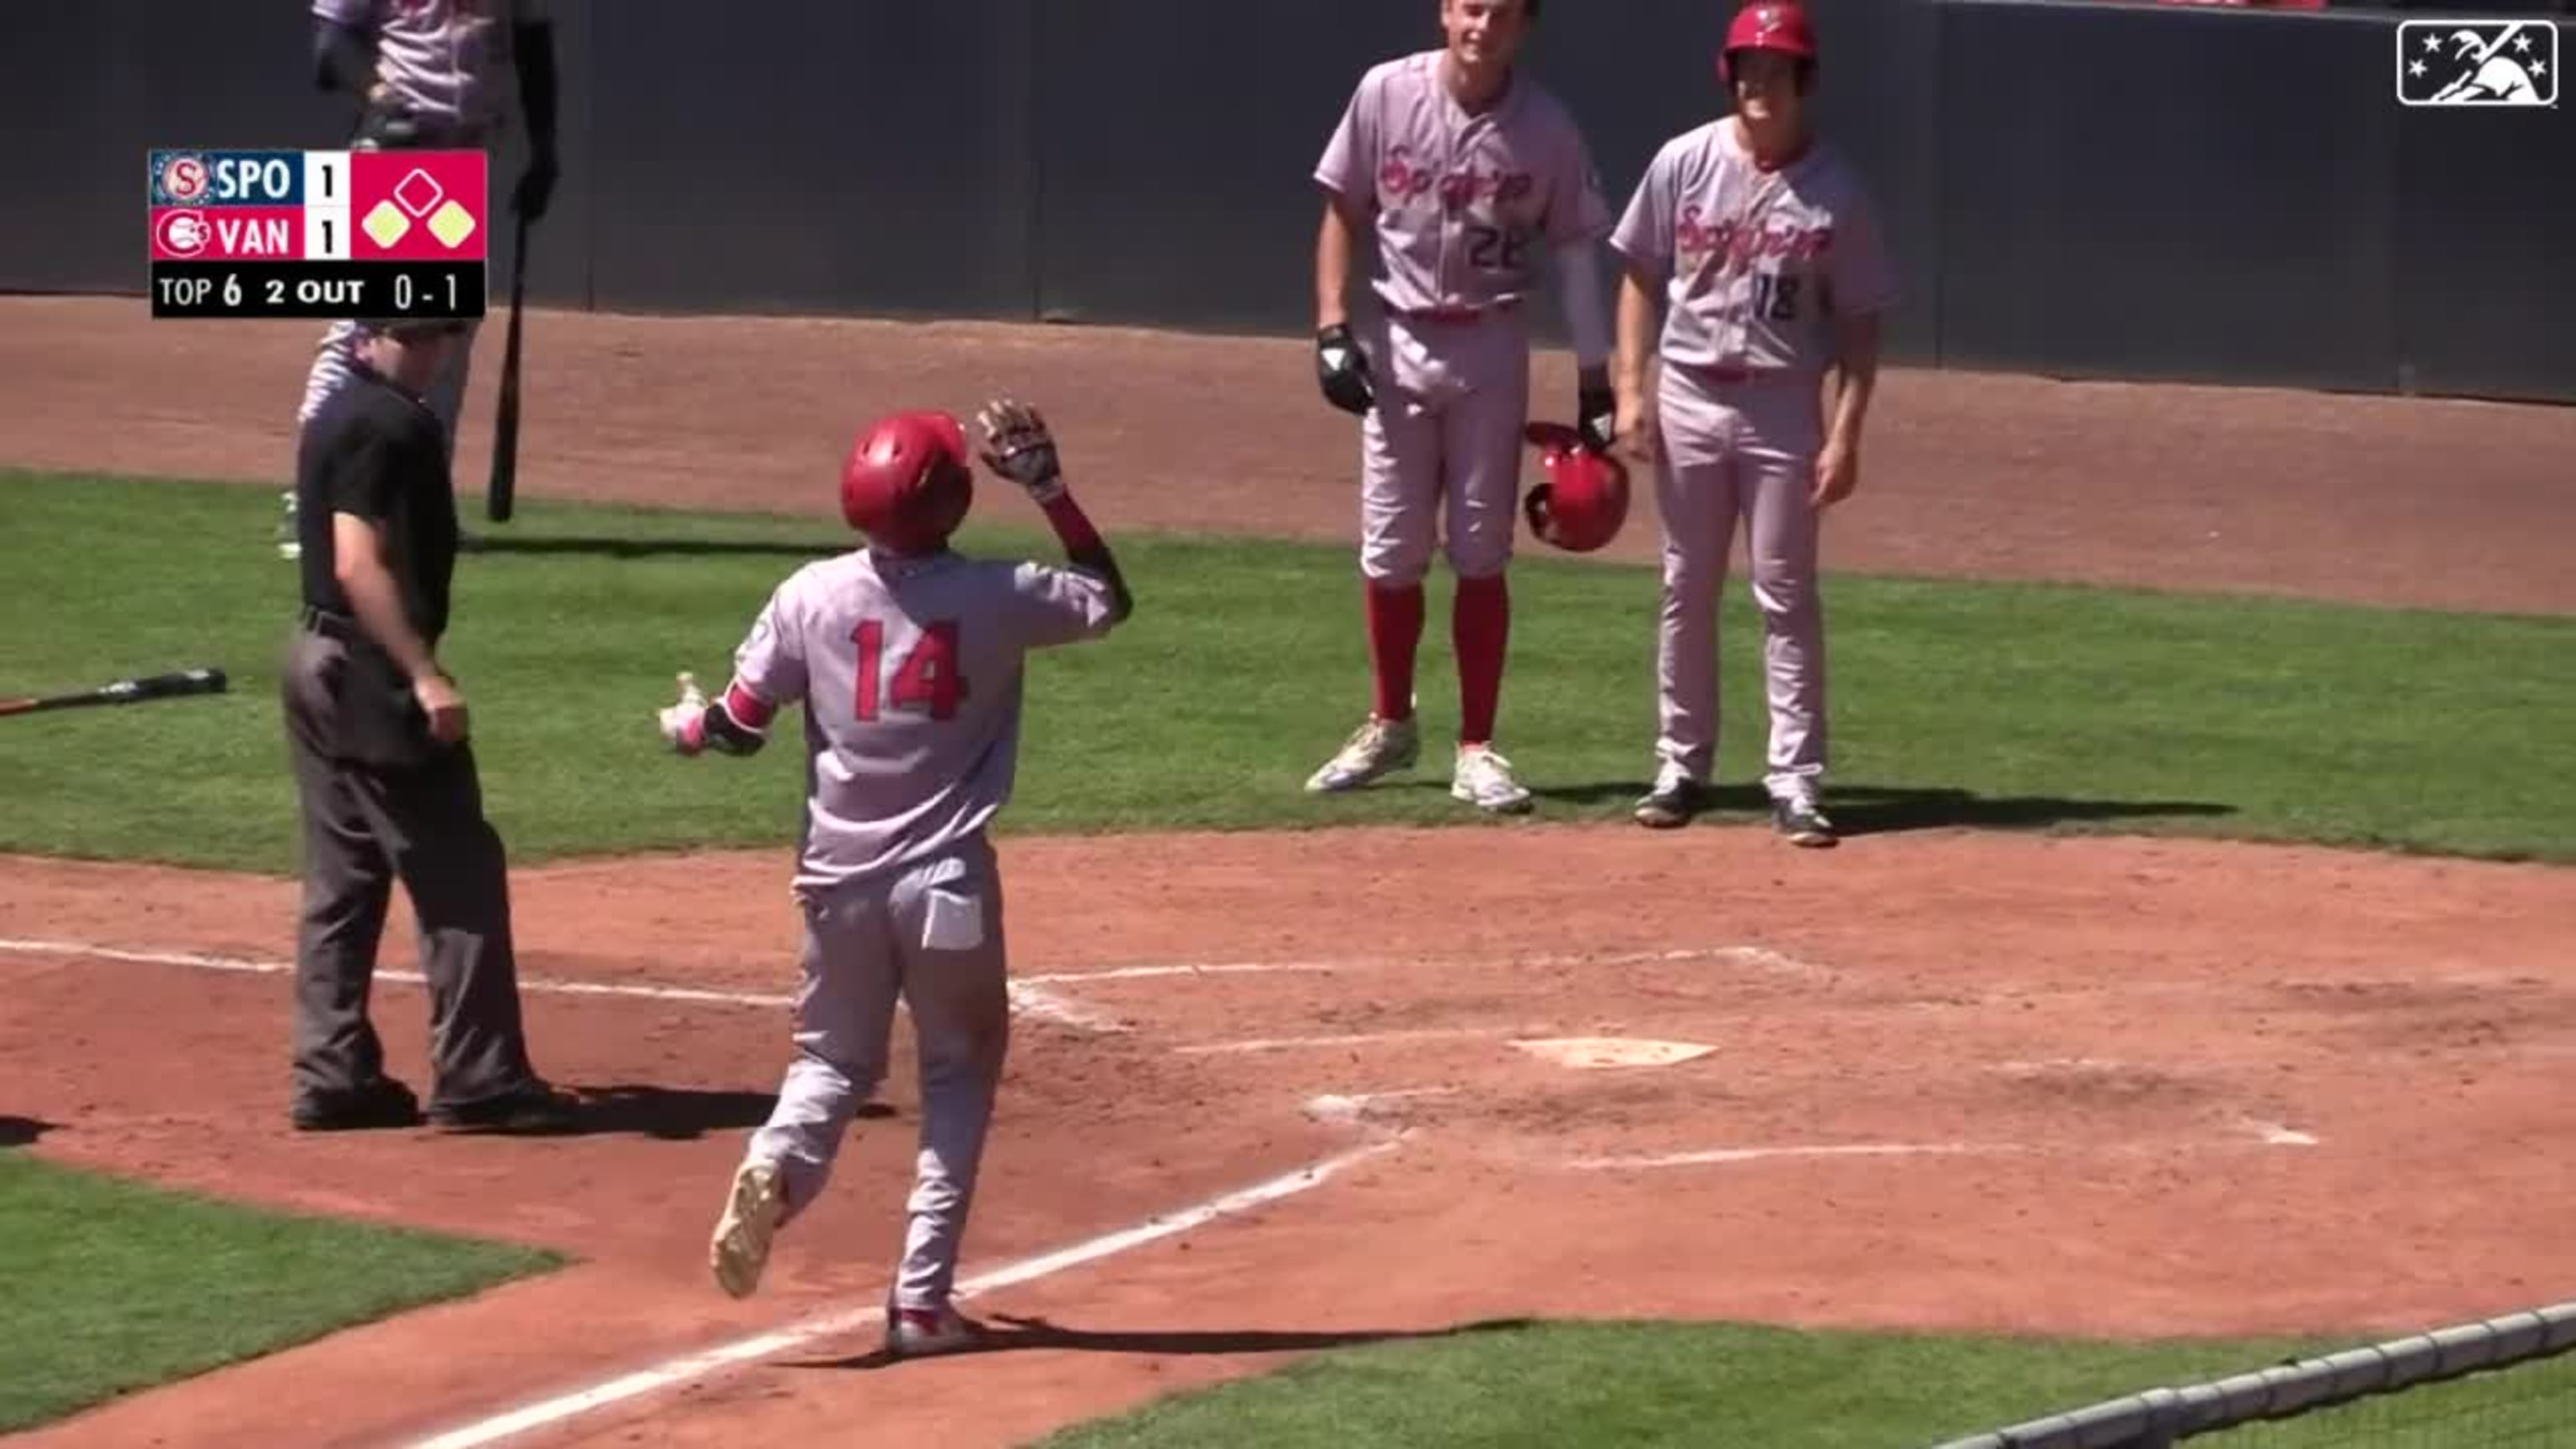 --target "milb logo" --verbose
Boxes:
[2397,20,2558,107]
